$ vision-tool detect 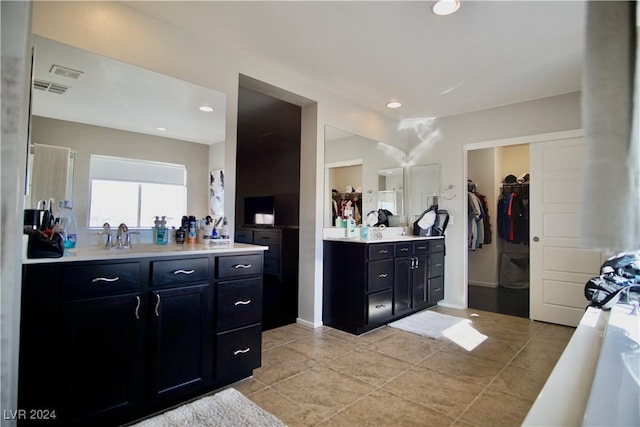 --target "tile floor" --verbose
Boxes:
[232,306,575,427]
